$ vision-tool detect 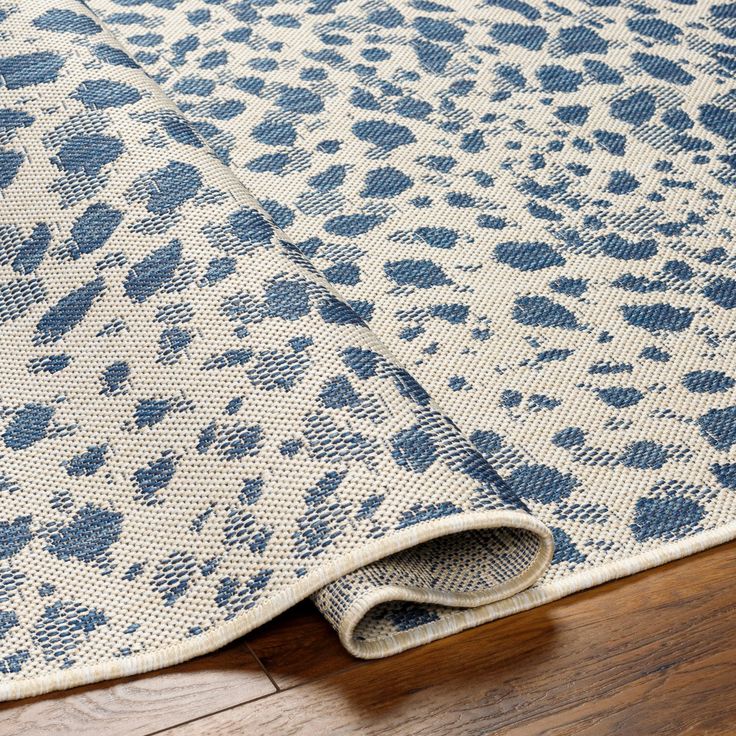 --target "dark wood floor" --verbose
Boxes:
[3,540,736,736]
